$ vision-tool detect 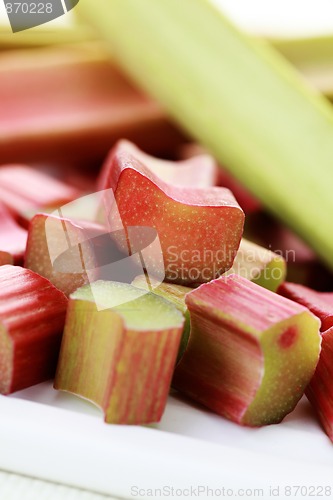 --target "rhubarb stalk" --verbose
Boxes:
[78,0,333,270]
[0,265,68,394]
[54,281,184,424]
